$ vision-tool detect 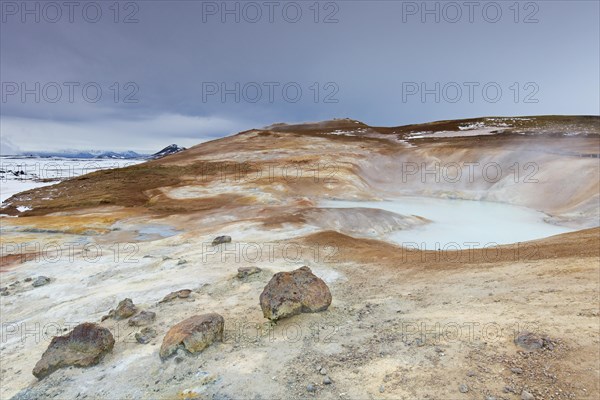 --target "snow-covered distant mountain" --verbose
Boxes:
[13,144,187,160]
[19,150,146,159]
[150,144,187,159]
